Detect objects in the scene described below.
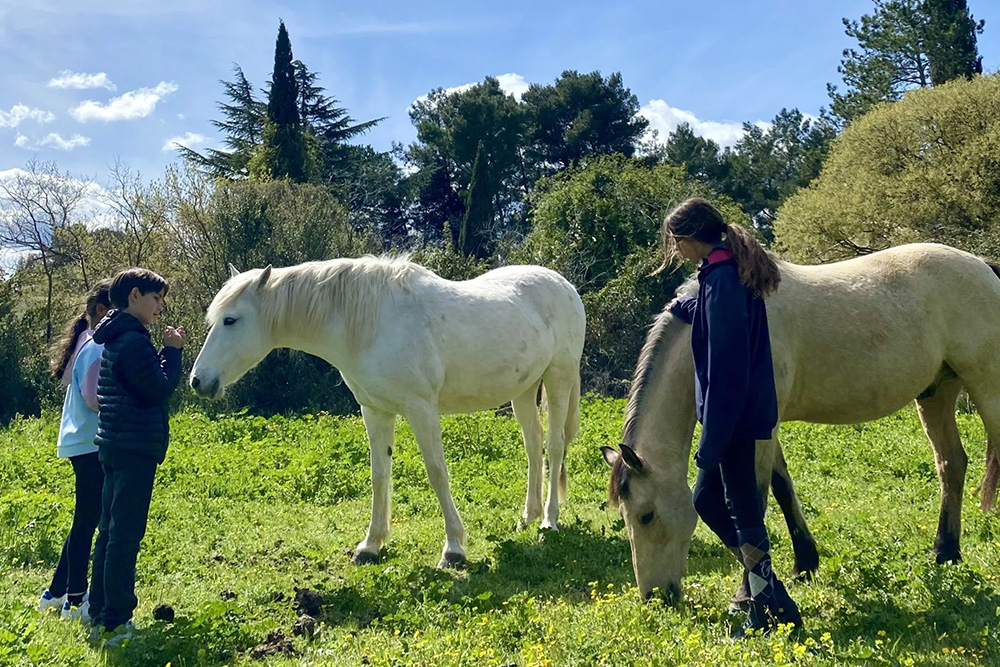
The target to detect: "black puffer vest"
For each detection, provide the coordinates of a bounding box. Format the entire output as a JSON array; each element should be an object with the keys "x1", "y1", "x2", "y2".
[{"x1": 92, "y1": 310, "x2": 182, "y2": 464}]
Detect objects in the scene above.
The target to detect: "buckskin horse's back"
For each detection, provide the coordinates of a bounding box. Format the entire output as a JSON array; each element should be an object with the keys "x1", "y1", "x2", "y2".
[{"x1": 764, "y1": 243, "x2": 1000, "y2": 424}]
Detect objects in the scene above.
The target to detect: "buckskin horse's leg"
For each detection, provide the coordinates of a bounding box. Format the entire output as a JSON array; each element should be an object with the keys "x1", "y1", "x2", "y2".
[{"x1": 916, "y1": 379, "x2": 966, "y2": 563}]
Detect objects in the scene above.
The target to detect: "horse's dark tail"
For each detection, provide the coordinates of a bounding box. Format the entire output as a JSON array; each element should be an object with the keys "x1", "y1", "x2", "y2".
[
  {"x1": 983, "y1": 437, "x2": 999, "y2": 512},
  {"x1": 981, "y1": 259, "x2": 1000, "y2": 511}
]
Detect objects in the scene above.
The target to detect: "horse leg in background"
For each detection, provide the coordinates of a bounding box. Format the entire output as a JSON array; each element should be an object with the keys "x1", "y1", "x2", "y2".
[
  {"x1": 405, "y1": 402, "x2": 467, "y2": 568},
  {"x1": 915, "y1": 379, "x2": 966, "y2": 563},
  {"x1": 512, "y1": 382, "x2": 544, "y2": 530},
  {"x1": 770, "y1": 440, "x2": 820, "y2": 580},
  {"x1": 353, "y1": 406, "x2": 396, "y2": 564},
  {"x1": 540, "y1": 370, "x2": 573, "y2": 531}
]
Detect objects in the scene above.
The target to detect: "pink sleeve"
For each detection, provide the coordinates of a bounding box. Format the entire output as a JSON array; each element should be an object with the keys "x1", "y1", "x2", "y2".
[{"x1": 82, "y1": 357, "x2": 101, "y2": 412}]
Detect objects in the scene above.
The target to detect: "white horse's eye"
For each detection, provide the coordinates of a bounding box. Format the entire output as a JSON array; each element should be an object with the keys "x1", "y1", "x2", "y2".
[
  {"x1": 640, "y1": 511, "x2": 655, "y2": 526},
  {"x1": 223, "y1": 317, "x2": 238, "y2": 326}
]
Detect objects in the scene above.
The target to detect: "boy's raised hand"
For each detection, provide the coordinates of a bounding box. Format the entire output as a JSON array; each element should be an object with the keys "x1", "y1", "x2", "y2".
[{"x1": 164, "y1": 326, "x2": 186, "y2": 349}]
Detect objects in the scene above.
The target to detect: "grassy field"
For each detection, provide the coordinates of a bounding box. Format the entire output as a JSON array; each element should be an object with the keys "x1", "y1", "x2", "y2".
[{"x1": 1, "y1": 398, "x2": 999, "y2": 666}]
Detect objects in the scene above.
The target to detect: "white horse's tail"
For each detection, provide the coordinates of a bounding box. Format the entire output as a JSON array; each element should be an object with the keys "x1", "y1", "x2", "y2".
[
  {"x1": 538, "y1": 372, "x2": 580, "y2": 503},
  {"x1": 561, "y1": 373, "x2": 581, "y2": 501}
]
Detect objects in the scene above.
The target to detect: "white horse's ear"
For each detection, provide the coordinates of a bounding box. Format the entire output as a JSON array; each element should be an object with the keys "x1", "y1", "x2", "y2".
[
  {"x1": 620, "y1": 444, "x2": 644, "y2": 473},
  {"x1": 256, "y1": 265, "x2": 272, "y2": 292},
  {"x1": 601, "y1": 446, "x2": 621, "y2": 469},
  {"x1": 229, "y1": 263, "x2": 240, "y2": 279}
]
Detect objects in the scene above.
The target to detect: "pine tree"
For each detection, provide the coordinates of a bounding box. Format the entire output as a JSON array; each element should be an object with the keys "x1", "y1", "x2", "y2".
[
  {"x1": 924, "y1": 0, "x2": 984, "y2": 85},
  {"x1": 178, "y1": 65, "x2": 264, "y2": 177},
  {"x1": 253, "y1": 20, "x2": 311, "y2": 182},
  {"x1": 459, "y1": 141, "x2": 493, "y2": 258}
]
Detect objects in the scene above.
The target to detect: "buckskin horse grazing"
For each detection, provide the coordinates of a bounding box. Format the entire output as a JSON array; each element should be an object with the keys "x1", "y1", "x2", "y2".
[
  {"x1": 604, "y1": 243, "x2": 1000, "y2": 602},
  {"x1": 190, "y1": 256, "x2": 585, "y2": 568}
]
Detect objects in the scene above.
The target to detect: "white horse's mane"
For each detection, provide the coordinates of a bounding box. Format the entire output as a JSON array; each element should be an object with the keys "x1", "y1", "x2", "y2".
[{"x1": 207, "y1": 254, "x2": 434, "y2": 351}]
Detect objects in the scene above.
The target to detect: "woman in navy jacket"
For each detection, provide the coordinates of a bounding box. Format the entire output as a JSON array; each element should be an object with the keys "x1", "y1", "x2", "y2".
[{"x1": 663, "y1": 198, "x2": 801, "y2": 637}]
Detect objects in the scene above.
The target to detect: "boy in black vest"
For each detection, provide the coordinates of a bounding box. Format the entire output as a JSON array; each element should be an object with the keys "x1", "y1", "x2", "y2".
[{"x1": 87, "y1": 268, "x2": 185, "y2": 645}]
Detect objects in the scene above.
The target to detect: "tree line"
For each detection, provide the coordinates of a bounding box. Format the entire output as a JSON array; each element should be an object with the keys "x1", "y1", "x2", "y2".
[{"x1": 0, "y1": 1, "x2": 992, "y2": 423}]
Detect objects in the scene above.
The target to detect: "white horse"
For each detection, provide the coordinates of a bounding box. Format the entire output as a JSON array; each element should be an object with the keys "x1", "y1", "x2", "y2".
[
  {"x1": 190, "y1": 256, "x2": 585, "y2": 567},
  {"x1": 603, "y1": 243, "x2": 1000, "y2": 602}
]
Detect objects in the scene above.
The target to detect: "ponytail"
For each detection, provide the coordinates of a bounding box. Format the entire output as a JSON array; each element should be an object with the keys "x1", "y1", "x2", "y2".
[
  {"x1": 49, "y1": 279, "x2": 113, "y2": 381},
  {"x1": 658, "y1": 197, "x2": 781, "y2": 296},
  {"x1": 50, "y1": 313, "x2": 89, "y2": 380},
  {"x1": 726, "y1": 223, "x2": 781, "y2": 296}
]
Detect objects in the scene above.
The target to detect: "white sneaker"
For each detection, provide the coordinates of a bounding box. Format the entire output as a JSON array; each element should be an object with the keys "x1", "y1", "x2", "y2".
[
  {"x1": 37, "y1": 589, "x2": 65, "y2": 613},
  {"x1": 61, "y1": 597, "x2": 90, "y2": 623}
]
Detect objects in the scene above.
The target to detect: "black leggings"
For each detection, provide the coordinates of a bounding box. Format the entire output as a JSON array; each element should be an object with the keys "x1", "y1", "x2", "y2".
[
  {"x1": 692, "y1": 435, "x2": 766, "y2": 549},
  {"x1": 48, "y1": 452, "x2": 104, "y2": 600}
]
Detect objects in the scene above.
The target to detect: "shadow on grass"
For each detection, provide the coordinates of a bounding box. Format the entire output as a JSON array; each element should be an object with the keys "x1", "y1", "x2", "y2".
[
  {"x1": 823, "y1": 561, "x2": 1000, "y2": 663},
  {"x1": 97, "y1": 606, "x2": 260, "y2": 667}
]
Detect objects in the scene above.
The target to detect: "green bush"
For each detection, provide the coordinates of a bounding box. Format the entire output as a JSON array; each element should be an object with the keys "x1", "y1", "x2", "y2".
[{"x1": 776, "y1": 74, "x2": 1000, "y2": 263}]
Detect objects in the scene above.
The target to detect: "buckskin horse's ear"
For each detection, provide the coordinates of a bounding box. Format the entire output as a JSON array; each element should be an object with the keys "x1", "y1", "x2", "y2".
[
  {"x1": 255, "y1": 265, "x2": 272, "y2": 292},
  {"x1": 601, "y1": 446, "x2": 620, "y2": 469},
  {"x1": 229, "y1": 263, "x2": 240, "y2": 279},
  {"x1": 620, "y1": 444, "x2": 644, "y2": 473}
]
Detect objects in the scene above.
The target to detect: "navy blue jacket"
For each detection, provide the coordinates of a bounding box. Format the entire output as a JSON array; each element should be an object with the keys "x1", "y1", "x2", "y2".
[
  {"x1": 92, "y1": 310, "x2": 182, "y2": 464},
  {"x1": 669, "y1": 251, "x2": 778, "y2": 469}
]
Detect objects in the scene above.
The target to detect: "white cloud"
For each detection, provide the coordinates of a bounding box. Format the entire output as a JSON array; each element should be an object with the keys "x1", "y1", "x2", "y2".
[
  {"x1": 69, "y1": 82, "x2": 179, "y2": 122},
  {"x1": 0, "y1": 246, "x2": 33, "y2": 275},
  {"x1": 0, "y1": 168, "x2": 112, "y2": 272},
  {"x1": 14, "y1": 133, "x2": 91, "y2": 151},
  {"x1": 0, "y1": 167, "x2": 113, "y2": 229},
  {"x1": 496, "y1": 73, "x2": 530, "y2": 100},
  {"x1": 0, "y1": 104, "x2": 56, "y2": 128},
  {"x1": 639, "y1": 99, "x2": 770, "y2": 149},
  {"x1": 48, "y1": 70, "x2": 116, "y2": 91},
  {"x1": 162, "y1": 131, "x2": 205, "y2": 151},
  {"x1": 413, "y1": 72, "x2": 531, "y2": 107}
]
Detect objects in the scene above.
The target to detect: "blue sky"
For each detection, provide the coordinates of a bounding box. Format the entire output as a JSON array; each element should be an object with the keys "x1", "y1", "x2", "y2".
[{"x1": 1, "y1": 0, "x2": 998, "y2": 183}]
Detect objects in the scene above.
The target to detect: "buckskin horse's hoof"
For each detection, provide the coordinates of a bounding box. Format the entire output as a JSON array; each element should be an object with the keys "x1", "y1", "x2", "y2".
[{"x1": 438, "y1": 552, "x2": 467, "y2": 569}]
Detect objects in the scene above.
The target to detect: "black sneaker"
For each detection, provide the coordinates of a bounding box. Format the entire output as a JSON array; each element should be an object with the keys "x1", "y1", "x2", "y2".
[
  {"x1": 732, "y1": 599, "x2": 771, "y2": 639},
  {"x1": 768, "y1": 579, "x2": 802, "y2": 628},
  {"x1": 731, "y1": 579, "x2": 802, "y2": 639}
]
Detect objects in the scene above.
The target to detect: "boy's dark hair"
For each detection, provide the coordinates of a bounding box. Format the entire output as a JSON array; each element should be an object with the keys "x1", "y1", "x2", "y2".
[{"x1": 109, "y1": 268, "x2": 169, "y2": 310}]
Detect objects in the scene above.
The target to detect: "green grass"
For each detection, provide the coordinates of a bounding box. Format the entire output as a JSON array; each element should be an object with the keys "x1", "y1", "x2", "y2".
[{"x1": 1, "y1": 398, "x2": 998, "y2": 666}]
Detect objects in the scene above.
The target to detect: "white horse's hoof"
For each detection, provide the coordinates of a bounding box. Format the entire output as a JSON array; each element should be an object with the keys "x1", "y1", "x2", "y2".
[
  {"x1": 516, "y1": 518, "x2": 535, "y2": 532},
  {"x1": 540, "y1": 522, "x2": 559, "y2": 532},
  {"x1": 352, "y1": 550, "x2": 380, "y2": 565},
  {"x1": 438, "y1": 552, "x2": 467, "y2": 569}
]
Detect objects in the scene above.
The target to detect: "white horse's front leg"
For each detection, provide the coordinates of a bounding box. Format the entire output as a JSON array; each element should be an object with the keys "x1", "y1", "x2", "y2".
[
  {"x1": 354, "y1": 406, "x2": 396, "y2": 564},
  {"x1": 406, "y1": 402, "x2": 467, "y2": 568}
]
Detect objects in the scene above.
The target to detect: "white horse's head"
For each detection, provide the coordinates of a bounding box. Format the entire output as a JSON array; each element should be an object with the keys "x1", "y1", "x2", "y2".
[
  {"x1": 190, "y1": 264, "x2": 274, "y2": 399},
  {"x1": 602, "y1": 445, "x2": 697, "y2": 605}
]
